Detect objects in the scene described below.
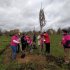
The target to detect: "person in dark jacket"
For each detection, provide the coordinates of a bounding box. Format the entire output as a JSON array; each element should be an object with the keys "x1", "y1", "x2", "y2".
[
  {"x1": 33, "y1": 31, "x2": 37, "y2": 49},
  {"x1": 21, "y1": 33, "x2": 27, "y2": 58},
  {"x1": 16, "y1": 32, "x2": 21, "y2": 53}
]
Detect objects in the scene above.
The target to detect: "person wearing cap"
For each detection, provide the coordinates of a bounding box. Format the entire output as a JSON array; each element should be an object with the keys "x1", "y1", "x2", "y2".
[{"x1": 10, "y1": 30, "x2": 20, "y2": 60}]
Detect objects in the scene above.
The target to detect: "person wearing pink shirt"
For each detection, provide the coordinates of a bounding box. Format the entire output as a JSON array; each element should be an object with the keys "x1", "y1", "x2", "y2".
[
  {"x1": 43, "y1": 32, "x2": 50, "y2": 55},
  {"x1": 10, "y1": 32, "x2": 20, "y2": 60},
  {"x1": 61, "y1": 29, "x2": 70, "y2": 63},
  {"x1": 61, "y1": 30, "x2": 67, "y2": 48},
  {"x1": 26, "y1": 36, "x2": 33, "y2": 53},
  {"x1": 27, "y1": 37, "x2": 33, "y2": 46}
]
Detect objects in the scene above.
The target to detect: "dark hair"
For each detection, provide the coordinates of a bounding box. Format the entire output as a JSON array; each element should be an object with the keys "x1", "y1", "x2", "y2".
[{"x1": 62, "y1": 29, "x2": 67, "y2": 33}]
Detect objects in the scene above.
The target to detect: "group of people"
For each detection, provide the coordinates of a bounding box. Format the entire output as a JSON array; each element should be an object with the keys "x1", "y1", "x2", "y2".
[
  {"x1": 10, "y1": 29, "x2": 70, "y2": 64},
  {"x1": 37, "y1": 32, "x2": 50, "y2": 54},
  {"x1": 10, "y1": 30, "x2": 50, "y2": 60},
  {"x1": 10, "y1": 31, "x2": 33, "y2": 59}
]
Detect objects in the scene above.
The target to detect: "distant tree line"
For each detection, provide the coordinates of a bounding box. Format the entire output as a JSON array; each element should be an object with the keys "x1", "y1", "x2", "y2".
[{"x1": 0, "y1": 27, "x2": 70, "y2": 36}]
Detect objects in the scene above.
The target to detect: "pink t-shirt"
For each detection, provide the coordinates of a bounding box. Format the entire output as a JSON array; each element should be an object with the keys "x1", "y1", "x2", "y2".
[
  {"x1": 44, "y1": 33, "x2": 50, "y2": 43},
  {"x1": 62, "y1": 34, "x2": 70, "y2": 46},
  {"x1": 10, "y1": 35, "x2": 19, "y2": 46}
]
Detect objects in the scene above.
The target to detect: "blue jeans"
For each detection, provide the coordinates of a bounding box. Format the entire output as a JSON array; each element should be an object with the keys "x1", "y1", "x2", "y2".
[{"x1": 11, "y1": 46, "x2": 17, "y2": 60}]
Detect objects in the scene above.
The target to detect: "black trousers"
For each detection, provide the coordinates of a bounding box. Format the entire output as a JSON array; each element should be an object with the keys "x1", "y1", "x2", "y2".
[
  {"x1": 45, "y1": 43, "x2": 50, "y2": 54},
  {"x1": 17, "y1": 44, "x2": 20, "y2": 53},
  {"x1": 22, "y1": 44, "x2": 26, "y2": 50}
]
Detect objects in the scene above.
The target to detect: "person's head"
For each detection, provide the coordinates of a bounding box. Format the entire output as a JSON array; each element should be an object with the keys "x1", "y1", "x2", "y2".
[
  {"x1": 14, "y1": 29, "x2": 20, "y2": 36},
  {"x1": 62, "y1": 29, "x2": 67, "y2": 35},
  {"x1": 18, "y1": 32, "x2": 21, "y2": 36},
  {"x1": 43, "y1": 32, "x2": 46, "y2": 35},
  {"x1": 22, "y1": 33, "x2": 25, "y2": 36}
]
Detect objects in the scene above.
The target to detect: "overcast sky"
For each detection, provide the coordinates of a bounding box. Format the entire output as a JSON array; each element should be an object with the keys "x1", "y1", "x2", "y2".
[{"x1": 0, "y1": 0, "x2": 70, "y2": 32}]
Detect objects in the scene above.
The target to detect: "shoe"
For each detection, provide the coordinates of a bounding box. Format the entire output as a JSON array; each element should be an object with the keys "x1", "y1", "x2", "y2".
[{"x1": 21, "y1": 54, "x2": 25, "y2": 58}]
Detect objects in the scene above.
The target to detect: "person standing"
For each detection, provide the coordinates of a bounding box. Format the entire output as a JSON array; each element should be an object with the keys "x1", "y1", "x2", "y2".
[
  {"x1": 43, "y1": 32, "x2": 50, "y2": 55},
  {"x1": 37, "y1": 33, "x2": 44, "y2": 54},
  {"x1": 27, "y1": 36, "x2": 33, "y2": 53},
  {"x1": 33, "y1": 31, "x2": 37, "y2": 49},
  {"x1": 21, "y1": 33, "x2": 27, "y2": 58},
  {"x1": 16, "y1": 32, "x2": 21, "y2": 53},
  {"x1": 61, "y1": 30, "x2": 70, "y2": 64},
  {"x1": 10, "y1": 31, "x2": 20, "y2": 60}
]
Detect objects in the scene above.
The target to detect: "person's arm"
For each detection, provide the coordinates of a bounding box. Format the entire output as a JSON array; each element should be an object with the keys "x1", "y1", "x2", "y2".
[
  {"x1": 61, "y1": 36, "x2": 66, "y2": 46},
  {"x1": 13, "y1": 40, "x2": 20, "y2": 44}
]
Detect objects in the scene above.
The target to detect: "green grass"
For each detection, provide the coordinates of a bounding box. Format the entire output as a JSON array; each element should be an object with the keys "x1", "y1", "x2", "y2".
[
  {"x1": 50, "y1": 34, "x2": 64, "y2": 57},
  {"x1": 0, "y1": 34, "x2": 69, "y2": 70},
  {"x1": 0, "y1": 35, "x2": 11, "y2": 70},
  {"x1": 0, "y1": 35, "x2": 10, "y2": 50}
]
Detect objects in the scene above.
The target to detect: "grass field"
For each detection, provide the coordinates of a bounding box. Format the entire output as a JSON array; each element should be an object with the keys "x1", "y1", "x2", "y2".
[
  {"x1": 50, "y1": 34, "x2": 64, "y2": 57},
  {"x1": 0, "y1": 35, "x2": 11, "y2": 69},
  {"x1": 0, "y1": 34, "x2": 70, "y2": 70},
  {"x1": 0, "y1": 35, "x2": 10, "y2": 50}
]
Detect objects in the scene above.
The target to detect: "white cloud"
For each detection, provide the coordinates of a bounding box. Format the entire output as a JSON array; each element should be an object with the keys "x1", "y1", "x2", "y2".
[{"x1": 0, "y1": 0, "x2": 70, "y2": 31}]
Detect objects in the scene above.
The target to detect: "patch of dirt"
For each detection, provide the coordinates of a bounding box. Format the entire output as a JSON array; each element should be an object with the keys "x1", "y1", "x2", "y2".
[
  {"x1": 3, "y1": 47, "x2": 64, "y2": 66},
  {"x1": 16, "y1": 54, "x2": 46, "y2": 64},
  {"x1": 3, "y1": 46, "x2": 47, "y2": 65},
  {"x1": 2, "y1": 47, "x2": 66, "y2": 70},
  {"x1": 3, "y1": 47, "x2": 12, "y2": 64},
  {"x1": 0, "y1": 42, "x2": 2, "y2": 46}
]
